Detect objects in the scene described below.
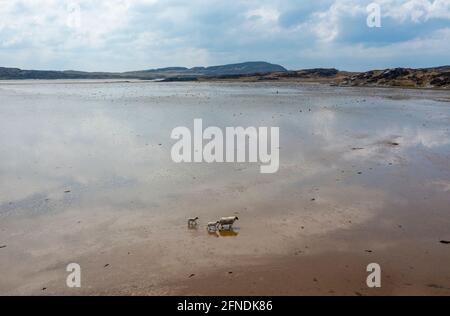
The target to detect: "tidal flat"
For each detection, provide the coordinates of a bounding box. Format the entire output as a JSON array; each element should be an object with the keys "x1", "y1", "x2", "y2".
[{"x1": 1, "y1": 80, "x2": 450, "y2": 295}]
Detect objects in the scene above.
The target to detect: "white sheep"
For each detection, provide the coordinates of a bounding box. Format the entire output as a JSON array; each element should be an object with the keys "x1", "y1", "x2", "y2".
[
  {"x1": 219, "y1": 216, "x2": 239, "y2": 230},
  {"x1": 207, "y1": 221, "x2": 219, "y2": 231},
  {"x1": 187, "y1": 217, "x2": 199, "y2": 227}
]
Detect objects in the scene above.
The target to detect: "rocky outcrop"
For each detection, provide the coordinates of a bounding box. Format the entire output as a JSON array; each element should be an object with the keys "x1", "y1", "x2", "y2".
[
  {"x1": 279, "y1": 68, "x2": 339, "y2": 78},
  {"x1": 340, "y1": 67, "x2": 450, "y2": 88}
]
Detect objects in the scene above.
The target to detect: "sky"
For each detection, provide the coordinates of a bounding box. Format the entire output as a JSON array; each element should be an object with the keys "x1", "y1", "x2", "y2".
[{"x1": 0, "y1": 0, "x2": 449, "y2": 72}]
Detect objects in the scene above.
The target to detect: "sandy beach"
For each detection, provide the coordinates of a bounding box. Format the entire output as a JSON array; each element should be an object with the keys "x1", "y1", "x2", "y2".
[{"x1": 1, "y1": 81, "x2": 450, "y2": 296}]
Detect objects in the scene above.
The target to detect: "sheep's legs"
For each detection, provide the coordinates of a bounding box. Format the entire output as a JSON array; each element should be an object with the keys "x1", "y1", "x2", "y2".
[{"x1": 219, "y1": 224, "x2": 233, "y2": 231}]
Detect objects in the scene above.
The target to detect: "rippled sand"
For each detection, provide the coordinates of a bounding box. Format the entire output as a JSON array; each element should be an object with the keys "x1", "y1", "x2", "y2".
[{"x1": 1, "y1": 81, "x2": 450, "y2": 295}]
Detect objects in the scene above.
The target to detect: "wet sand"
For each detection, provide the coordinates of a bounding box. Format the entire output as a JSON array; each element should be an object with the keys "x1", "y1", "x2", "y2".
[{"x1": 0, "y1": 81, "x2": 450, "y2": 295}]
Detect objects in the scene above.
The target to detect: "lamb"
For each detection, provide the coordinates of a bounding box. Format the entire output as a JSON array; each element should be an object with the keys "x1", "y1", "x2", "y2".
[
  {"x1": 207, "y1": 221, "x2": 220, "y2": 231},
  {"x1": 187, "y1": 217, "x2": 199, "y2": 227},
  {"x1": 219, "y1": 216, "x2": 239, "y2": 230}
]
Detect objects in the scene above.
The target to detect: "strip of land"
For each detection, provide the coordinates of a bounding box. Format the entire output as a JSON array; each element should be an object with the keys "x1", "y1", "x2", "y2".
[{"x1": 1, "y1": 62, "x2": 449, "y2": 89}]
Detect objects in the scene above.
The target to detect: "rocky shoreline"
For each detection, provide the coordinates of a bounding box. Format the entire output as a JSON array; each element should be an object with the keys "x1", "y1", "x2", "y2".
[{"x1": 196, "y1": 67, "x2": 450, "y2": 89}]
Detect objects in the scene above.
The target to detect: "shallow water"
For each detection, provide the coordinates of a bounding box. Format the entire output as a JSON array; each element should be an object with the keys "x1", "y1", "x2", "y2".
[{"x1": 1, "y1": 81, "x2": 450, "y2": 295}]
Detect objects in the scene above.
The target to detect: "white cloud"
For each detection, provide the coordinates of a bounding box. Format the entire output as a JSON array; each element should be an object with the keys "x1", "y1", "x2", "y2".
[
  {"x1": 0, "y1": 0, "x2": 449, "y2": 71},
  {"x1": 309, "y1": 1, "x2": 365, "y2": 42},
  {"x1": 382, "y1": 0, "x2": 450, "y2": 22}
]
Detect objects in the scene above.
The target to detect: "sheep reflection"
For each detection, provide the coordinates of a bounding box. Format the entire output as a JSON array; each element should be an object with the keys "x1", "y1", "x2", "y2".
[
  {"x1": 219, "y1": 229, "x2": 239, "y2": 237},
  {"x1": 207, "y1": 228, "x2": 239, "y2": 237}
]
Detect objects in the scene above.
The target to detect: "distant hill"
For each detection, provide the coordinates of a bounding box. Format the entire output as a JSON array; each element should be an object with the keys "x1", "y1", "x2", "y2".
[
  {"x1": 0, "y1": 67, "x2": 122, "y2": 80},
  {"x1": 197, "y1": 62, "x2": 287, "y2": 75},
  {"x1": 125, "y1": 62, "x2": 287, "y2": 78},
  {"x1": 0, "y1": 62, "x2": 287, "y2": 80}
]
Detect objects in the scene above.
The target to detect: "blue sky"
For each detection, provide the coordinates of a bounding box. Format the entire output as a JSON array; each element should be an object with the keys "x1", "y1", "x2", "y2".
[{"x1": 0, "y1": 0, "x2": 449, "y2": 71}]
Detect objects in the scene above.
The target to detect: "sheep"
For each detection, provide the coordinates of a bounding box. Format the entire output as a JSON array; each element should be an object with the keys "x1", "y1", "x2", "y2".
[
  {"x1": 187, "y1": 217, "x2": 199, "y2": 227},
  {"x1": 218, "y1": 216, "x2": 239, "y2": 230},
  {"x1": 207, "y1": 221, "x2": 220, "y2": 231}
]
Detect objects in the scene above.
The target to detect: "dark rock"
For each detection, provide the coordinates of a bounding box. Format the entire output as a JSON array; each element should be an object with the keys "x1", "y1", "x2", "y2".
[
  {"x1": 281, "y1": 68, "x2": 338, "y2": 79},
  {"x1": 161, "y1": 76, "x2": 198, "y2": 82},
  {"x1": 380, "y1": 68, "x2": 411, "y2": 79}
]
